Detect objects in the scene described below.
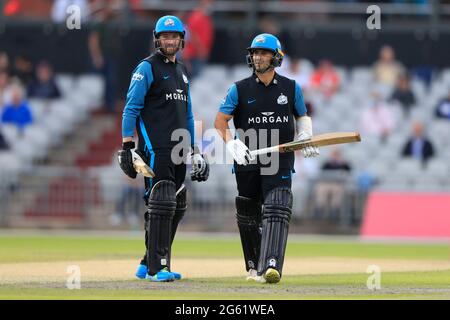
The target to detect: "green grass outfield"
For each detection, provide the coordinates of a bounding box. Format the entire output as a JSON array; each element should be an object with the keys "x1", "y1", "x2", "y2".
[{"x1": 0, "y1": 232, "x2": 449, "y2": 300}]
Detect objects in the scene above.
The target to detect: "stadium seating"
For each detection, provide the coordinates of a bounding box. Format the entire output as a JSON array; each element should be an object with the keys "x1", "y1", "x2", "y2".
[
  {"x1": 187, "y1": 64, "x2": 450, "y2": 200},
  {"x1": 0, "y1": 74, "x2": 104, "y2": 210}
]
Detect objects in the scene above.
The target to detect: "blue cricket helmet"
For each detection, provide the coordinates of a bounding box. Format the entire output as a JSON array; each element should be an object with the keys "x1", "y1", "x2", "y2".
[
  {"x1": 154, "y1": 15, "x2": 185, "y2": 37},
  {"x1": 246, "y1": 33, "x2": 285, "y2": 69},
  {"x1": 153, "y1": 15, "x2": 186, "y2": 50}
]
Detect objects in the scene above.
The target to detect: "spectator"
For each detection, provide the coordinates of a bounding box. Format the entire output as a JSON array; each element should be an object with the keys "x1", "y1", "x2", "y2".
[
  {"x1": 0, "y1": 72, "x2": 11, "y2": 106},
  {"x1": 359, "y1": 92, "x2": 396, "y2": 143},
  {"x1": 1, "y1": 84, "x2": 33, "y2": 132},
  {"x1": 11, "y1": 55, "x2": 34, "y2": 86},
  {"x1": 310, "y1": 59, "x2": 340, "y2": 99},
  {"x1": 0, "y1": 52, "x2": 10, "y2": 74},
  {"x1": 313, "y1": 148, "x2": 352, "y2": 221},
  {"x1": 279, "y1": 56, "x2": 315, "y2": 116},
  {"x1": 3, "y1": 0, "x2": 21, "y2": 16},
  {"x1": 373, "y1": 45, "x2": 405, "y2": 87},
  {"x1": 321, "y1": 148, "x2": 352, "y2": 172},
  {"x1": 183, "y1": 0, "x2": 215, "y2": 80},
  {"x1": 88, "y1": 2, "x2": 121, "y2": 113},
  {"x1": 27, "y1": 61, "x2": 61, "y2": 99},
  {"x1": 435, "y1": 89, "x2": 450, "y2": 120},
  {"x1": 278, "y1": 55, "x2": 312, "y2": 90},
  {"x1": 111, "y1": 176, "x2": 144, "y2": 227},
  {"x1": 390, "y1": 74, "x2": 416, "y2": 116},
  {"x1": 294, "y1": 152, "x2": 320, "y2": 180},
  {"x1": 402, "y1": 121, "x2": 435, "y2": 165}
]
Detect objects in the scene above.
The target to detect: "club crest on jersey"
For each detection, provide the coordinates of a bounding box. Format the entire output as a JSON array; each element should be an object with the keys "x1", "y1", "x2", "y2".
[
  {"x1": 164, "y1": 18, "x2": 175, "y2": 26},
  {"x1": 182, "y1": 73, "x2": 189, "y2": 84},
  {"x1": 277, "y1": 93, "x2": 288, "y2": 105},
  {"x1": 166, "y1": 89, "x2": 187, "y2": 102}
]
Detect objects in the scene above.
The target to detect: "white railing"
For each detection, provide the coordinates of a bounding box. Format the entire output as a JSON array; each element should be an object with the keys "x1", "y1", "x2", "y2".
[{"x1": 0, "y1": 166, "x2": 365, "y2": 231}]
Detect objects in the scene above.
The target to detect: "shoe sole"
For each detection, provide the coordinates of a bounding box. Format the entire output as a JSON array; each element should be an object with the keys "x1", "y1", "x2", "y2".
[
  {"x1": 264, "y1": 268, "x2": 280, "y2": 284},
  {"x1": 147, "y1": 277, "x2": 175, "y2": 282}
]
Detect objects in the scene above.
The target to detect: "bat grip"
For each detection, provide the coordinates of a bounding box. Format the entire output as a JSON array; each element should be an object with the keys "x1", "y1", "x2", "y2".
[{"x1": 250, "y1": 146, "x2": 280, "y2": 157}]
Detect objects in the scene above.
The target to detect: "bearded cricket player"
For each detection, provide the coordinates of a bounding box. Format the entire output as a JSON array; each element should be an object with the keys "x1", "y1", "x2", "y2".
[{"x1": 118, "y1": 15, "x2": 209, "y2": 282}]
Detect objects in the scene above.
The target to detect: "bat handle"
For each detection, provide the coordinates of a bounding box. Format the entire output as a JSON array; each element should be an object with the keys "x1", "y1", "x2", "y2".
[{"x1": 250, "y1": 146, "x2": 280, "y2": 157}]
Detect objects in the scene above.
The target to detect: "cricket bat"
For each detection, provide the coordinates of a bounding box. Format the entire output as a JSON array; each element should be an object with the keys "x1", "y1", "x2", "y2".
[
  {"x1": 131, "y1": 150, "x2": 155, "y2": 178},
  {"x1": 250, "y1": 132, "x2": 361, "y2": 157}
]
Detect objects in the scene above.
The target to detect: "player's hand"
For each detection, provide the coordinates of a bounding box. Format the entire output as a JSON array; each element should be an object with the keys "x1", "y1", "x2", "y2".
[
  {"x1": 190, "y1": 145, "x2": 209, "y2": 182},
  {"x1": 226, "y1": 139, "x2": 254, "y2": 165},
  {"x1": 297, "y1": 131, "x2": 320, "y2": 158},
  {"x1": 297, "y1": 131, "x2": 312, "y2": 142},
  {"x1": 118, "y1": 141, "x2": 137, "y2": 179}
]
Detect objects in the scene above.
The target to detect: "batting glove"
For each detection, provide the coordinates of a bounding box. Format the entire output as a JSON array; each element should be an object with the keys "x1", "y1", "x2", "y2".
[
  {"x1": 190, "y1": 145, "x2": 209, "y2": 182},
  {"x1": 226, "y1": 139, "x2": 254, "y2": 165}
]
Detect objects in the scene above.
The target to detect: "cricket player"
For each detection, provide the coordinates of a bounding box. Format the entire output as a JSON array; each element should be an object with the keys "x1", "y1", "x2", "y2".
[
  {"x1": 118, "y1": 15, "x2": 209, "y2": 282},
  {"x1": 214, "y1": 34, "x2": 320, "y2": 284}
]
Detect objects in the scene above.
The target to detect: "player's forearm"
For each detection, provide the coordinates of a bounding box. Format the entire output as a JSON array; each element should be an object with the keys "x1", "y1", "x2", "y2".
[
  {"x1": 296, "y1": 116, "x2": 313, "y2": 136},
  {"x1": 214, "y1": 114, "x2": 233, "y2": 143}
]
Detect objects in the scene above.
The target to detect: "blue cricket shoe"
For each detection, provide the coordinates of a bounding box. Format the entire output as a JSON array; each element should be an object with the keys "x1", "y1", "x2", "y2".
[
  {"x1": 145, "y1": 267, "x2": 175, "y2": 282},
  {"x1": 135, "y1": 264, "x2": 148, "y2": 279},
  {"x1": 136, "y1": 264, "x2": 182, "y2": 280}
]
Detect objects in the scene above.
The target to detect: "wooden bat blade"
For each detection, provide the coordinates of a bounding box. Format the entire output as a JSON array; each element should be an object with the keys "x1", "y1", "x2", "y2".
[
  {"x1": 250, "y1": 132, "x2": 361, "y2": 157},
  {"x1": 279, "y1": 132, "x2": 361, "y2": 153}
]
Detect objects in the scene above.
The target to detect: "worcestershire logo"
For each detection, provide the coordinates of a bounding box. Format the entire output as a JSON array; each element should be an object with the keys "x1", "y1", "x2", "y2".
[
  {"x1": 277, "y1": 93, "x2": 288, "y2": 105},
  {"x1": 132, "y1": 72, "x2": 144, "y2": 81},
  {"x1": 269, "y1": 258, "x2": 277, "y2": 267},
  {"x1": 248, "y1": 112, "x2": 289, "y2": 124},
  {"x1": 166, "y1": 89, "x2": 187, "y2": 102},
  {"x1": 164, "y1": 18, "x2": 175, "y2": 26}
]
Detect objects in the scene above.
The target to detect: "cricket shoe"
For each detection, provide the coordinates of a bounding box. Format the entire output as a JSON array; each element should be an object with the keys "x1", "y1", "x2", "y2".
[
  {"x1": 145, "y1": 267, "x2": 175, "y2": 282},
  {"x1": 246, "y1": 269, "x2": 265, "y2": 283},
  {"x1": 170, "y1": 270, "x2": 182, "y2": 280},
  {"x1": 136, "y1": 264, "x2": 181, "y2": 280},
  {"x1": 135, "y1": 264, "x2": 148, "y2": 279},
  {"x1": 264, "y1": 268, "x2": 281, "y2": 284}
]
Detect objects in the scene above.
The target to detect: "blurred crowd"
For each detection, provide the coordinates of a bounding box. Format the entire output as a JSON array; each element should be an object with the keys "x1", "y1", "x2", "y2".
[
  {"x1": 276, "y1": 41, "x2": 448, "y2": 222},
  {"x1": 0, "y1": 51, "x2": 63, "y2": 151}
]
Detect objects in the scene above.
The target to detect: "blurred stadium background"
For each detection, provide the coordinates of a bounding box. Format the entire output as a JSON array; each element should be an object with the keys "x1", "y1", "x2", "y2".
[{"x1": 0, "y1": 0, "x2": 449, "y2": 239}]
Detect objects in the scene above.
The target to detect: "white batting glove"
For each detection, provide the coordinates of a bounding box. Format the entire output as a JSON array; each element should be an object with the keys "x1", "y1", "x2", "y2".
[
  {"x1": 226, "y1": 139, "x2": 255, "y2": 165},
  {"x1": 297, "y1": 131, "x2": 312, "y2": 142},
  {"x1": 297, "y1": 131, "x2": 320, "y2": 158}
]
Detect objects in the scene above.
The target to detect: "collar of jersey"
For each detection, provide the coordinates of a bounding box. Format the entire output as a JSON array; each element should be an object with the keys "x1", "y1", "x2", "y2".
[
  {"x1": 156, "y1": 51, "x2": 178, "y2": 64},
  {"x1": 253, "y1": 72, "x2": 279, "y2": 86}
]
